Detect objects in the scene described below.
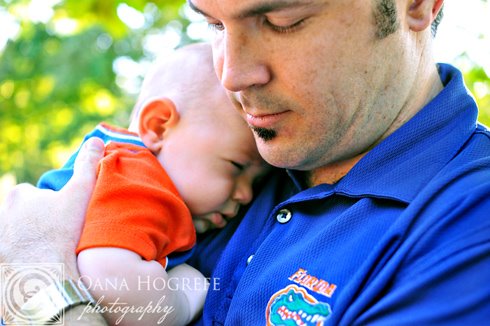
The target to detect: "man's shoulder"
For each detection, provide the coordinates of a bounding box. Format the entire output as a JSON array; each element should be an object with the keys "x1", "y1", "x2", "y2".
[
  {"x1": 469, "y1": 122, "x2": 490, "y2": 149},
  {"x1": 397, "y1": 125, "x2": 490, "y2": 282},
  {"x1": 409, "y1": 123, "x2": 490, "y2": 229},
  {"x1": 435, "y1": 122, "x2": 490, "y2": 188}
]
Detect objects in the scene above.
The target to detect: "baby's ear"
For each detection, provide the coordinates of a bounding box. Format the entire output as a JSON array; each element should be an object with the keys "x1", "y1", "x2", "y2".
[
  {"x1": 138, "y1": 98, "x2": 179, "y2": 153},
  {"x1": 406, "y1": 0, "x2": 444, "y2": 32}
]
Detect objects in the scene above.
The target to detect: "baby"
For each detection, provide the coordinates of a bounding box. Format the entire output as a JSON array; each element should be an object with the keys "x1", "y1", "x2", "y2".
[{"x1": 38, "y1": 43, "x2": 268, "y2": 325}]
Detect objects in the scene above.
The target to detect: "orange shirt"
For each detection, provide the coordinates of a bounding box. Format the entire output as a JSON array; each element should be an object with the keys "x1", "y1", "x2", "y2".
[{"x1": 76, "y1": 139, "x2": 196, "y2": 268}]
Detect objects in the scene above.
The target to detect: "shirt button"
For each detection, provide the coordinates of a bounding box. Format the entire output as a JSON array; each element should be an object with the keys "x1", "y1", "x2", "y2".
[
  {"x1": 276, "y1": 209, "x2": 292, "y2": 224},
  {"x1": 246, "y1": 255, "x2": 254, "y2": 265}
]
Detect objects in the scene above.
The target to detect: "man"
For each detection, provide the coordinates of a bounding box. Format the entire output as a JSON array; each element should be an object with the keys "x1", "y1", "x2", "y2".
[{"x1": 1, "y1": 0, "x2": 489, "y2": 325}]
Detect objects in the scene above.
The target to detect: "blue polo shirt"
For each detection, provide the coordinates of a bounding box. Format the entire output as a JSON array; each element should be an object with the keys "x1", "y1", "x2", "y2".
[{"x1": 190, "y1": 64, "x2": 490, "y2": 325}]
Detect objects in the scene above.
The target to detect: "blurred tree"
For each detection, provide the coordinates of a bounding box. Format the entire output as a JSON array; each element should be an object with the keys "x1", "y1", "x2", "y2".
[
  {"x1": 461, "y1": 60, "x2": 490, "y2": 124},
  {"x1": 0, "y1": 0, "x2": 489, "y2": 187},
  {"x1": 0, "y1": 0, "x2": 189, "y2": 184}
]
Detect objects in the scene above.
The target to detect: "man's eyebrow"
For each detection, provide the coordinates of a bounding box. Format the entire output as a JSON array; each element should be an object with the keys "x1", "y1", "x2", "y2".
[
  {"x1": 187, "y1": 0, "x2": 209, "y2": 17},
  {"x1": 237, "y1": 1, "x2": 314, "y2": 18},
  {"x1": 187, "y1": 0, "x2": 314, "y2": 19}
]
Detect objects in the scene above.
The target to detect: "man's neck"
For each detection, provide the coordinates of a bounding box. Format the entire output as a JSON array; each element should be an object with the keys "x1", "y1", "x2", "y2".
[
  {"x1": 304, "y1": 62, "x2": 444, "y2": 188},
  {"x1": 304, "y1": 152, "x2": 367, "y2": 187}
]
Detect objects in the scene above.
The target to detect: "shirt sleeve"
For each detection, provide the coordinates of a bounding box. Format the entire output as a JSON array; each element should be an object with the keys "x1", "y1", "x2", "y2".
[{"x1": 76, "y1": 142, "x2": 196, "y2": 267}]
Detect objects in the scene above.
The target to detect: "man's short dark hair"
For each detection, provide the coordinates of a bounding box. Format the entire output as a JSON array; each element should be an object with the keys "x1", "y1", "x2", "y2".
[
  {"x1": 431, "y1": 6, "x2": 444, "y2": 37},
  {"x1": 374, "y1": 0, "x2": 444, "y2": 39}
]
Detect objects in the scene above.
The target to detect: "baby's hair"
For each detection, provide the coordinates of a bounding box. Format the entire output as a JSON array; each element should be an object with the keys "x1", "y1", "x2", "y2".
[{"x1": 129, "y1": 43, "x2": 216, "y2": 128}]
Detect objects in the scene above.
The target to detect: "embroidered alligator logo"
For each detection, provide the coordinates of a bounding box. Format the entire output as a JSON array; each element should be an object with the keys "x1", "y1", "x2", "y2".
[{"x1": 266, "y1": 285, "x2": 331, "y2": 326}]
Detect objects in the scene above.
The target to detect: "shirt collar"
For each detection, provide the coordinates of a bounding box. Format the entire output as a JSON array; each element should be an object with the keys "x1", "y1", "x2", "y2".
[{"x1": 288, "y1": 64, "x2": 479, "y2": 204}]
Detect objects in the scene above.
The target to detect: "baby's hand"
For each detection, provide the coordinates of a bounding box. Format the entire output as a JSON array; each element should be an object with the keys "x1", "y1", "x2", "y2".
[{"x1": 168, "y1": 264, "x2": 208, "y2": 323}]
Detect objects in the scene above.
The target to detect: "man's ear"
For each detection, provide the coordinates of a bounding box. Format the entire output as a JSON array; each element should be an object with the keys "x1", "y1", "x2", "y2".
[
  {"x1": 138, "y1": 98, "x2": 179, "y2": 153},
  {"x1": 407, "y1": 0, "x2": 444, "y2": 32}
]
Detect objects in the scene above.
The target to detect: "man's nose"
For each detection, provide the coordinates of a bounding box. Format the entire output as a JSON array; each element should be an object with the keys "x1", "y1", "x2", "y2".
[{"x1": 214, "y1": 29, "x2": 271, "y2": 92}]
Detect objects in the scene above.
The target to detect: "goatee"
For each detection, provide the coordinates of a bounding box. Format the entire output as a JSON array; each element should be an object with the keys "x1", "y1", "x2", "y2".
[{"x1": 251, "y1": 127, "x2": 277, "y2": 141}]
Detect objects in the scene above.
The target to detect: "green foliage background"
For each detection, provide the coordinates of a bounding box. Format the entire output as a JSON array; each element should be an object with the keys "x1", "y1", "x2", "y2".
[
  {"x1": 0, "y1": 0, "x2": 190, "y2": 186},
  {"x1": 0, "y1": 0, "x2": 489, "y2": 188}
]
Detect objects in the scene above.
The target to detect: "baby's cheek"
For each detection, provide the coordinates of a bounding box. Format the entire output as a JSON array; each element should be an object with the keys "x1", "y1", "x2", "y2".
[
  {"x1": 186, "y1": 185, "x2": 228, "y2": 215},
  {"x1": 208, "y1": 179, "x2": 236, "y2": 208}
]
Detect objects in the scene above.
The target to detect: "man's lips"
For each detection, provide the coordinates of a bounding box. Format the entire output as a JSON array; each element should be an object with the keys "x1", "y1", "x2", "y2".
[{"x1": 246, "y1": 111, "x2": 289, "y2": 129}]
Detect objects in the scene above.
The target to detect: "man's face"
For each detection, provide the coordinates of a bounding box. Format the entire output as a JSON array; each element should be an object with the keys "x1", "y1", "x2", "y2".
[{"x1": 190, "y1": 0, "x2": 415, "y2": 172}]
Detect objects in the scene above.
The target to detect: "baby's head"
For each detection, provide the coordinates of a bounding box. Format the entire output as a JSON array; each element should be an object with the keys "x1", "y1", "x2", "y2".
[{"x1": 130, "y1": 43, "x2": 269, "y2": 231}]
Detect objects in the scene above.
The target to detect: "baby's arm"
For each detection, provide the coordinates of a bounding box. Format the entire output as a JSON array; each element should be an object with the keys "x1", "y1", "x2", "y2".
[{"x1": 77, "y1": 248, "x2": 208, "y2": 326}]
